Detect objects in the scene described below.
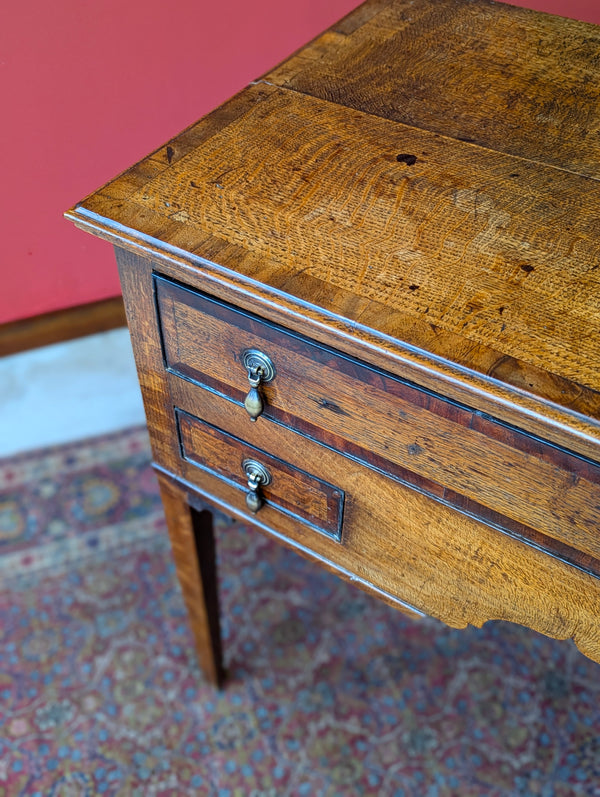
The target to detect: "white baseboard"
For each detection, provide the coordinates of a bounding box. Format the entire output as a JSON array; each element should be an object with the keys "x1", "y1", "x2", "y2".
[{"x1": 0, "y1": 328, "x2": 146, "y2": 458}]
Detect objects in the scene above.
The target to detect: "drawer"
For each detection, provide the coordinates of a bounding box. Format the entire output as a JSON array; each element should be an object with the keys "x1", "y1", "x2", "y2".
[
  {"x1": 156, "y1": 275, "x2": 600, "y2": 577},
  {"x1": 176, "y1": 409, "x2": 344, "y2": 541},
  {"x1": 168, "y1": 383, "x2": 600, "y2": 638}
]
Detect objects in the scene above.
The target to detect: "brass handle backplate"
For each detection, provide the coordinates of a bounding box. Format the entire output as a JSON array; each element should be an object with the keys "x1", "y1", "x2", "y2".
[
  {"x1": 242, "y1": 458, "x2": 272, "y2": 513},
  {"x1": 242, "y1": 349, "x2": 276, "y2": 421}
]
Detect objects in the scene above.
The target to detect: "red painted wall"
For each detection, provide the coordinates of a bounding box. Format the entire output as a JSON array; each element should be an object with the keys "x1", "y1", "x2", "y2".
[{"x1": 1, "y1": 0, "x2": 599, "y2": 325}]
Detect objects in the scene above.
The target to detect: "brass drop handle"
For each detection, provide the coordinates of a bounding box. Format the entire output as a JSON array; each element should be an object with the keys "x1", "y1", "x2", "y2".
[
  {"x1": 242, "y1": 459, "x2": 271, "y2": 513},
  {"x1": 242, "y1": 349, "x2": 276, "y2": 421}
]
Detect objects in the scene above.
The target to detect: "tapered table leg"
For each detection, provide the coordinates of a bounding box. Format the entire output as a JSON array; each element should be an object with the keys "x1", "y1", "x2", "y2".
[{"x1": 157, "y1": 474, "x2": 225, "y2": 688}]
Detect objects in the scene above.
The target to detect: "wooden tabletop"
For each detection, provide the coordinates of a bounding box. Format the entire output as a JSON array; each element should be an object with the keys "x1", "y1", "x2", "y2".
[{"x1": 67, "y1": 0, "x2": 600, "y2": 459}]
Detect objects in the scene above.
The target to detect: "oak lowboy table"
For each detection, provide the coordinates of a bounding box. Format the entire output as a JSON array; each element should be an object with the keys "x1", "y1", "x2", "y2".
[{"x1": 67, "y1": 0, "x2": 600, "y2": 686}]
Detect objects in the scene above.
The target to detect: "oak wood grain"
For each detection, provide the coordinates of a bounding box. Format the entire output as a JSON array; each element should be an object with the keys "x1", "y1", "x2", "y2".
[
  {"x1": 177, "y1": 409, "x2": 344, "y2": 539},
  {"x1": 266, "y1": 0, "x2": 600, "y2": 177},
  {"x1": 65, "y1": 0, "x2": 600, "y2": 675},
  {"x1": 111, "y1": 239, "x2": 600, "y2": 665},
  {"x1": 91, "y1": 227, "x2": 600, "y2": 464},
  {"x1": 157, "y1": 474, "x2": 224, "y2": 687},
  {"x1": 114, "y1": 247, "x2": 229, "y2": 685},
  {"x1": 114, "y1": 248, "x2": 181, "y2": 470},
  {"x1": 65, "y1": 75, "x2": 600, "y2": 462},
  {"x1": 169, "y1": 379, "x2": 600, "y2": 666},
  {"x1": 158, "y1": 276, "x2": 600, "y2": 567},
  {"x1": 137, "y1": 86, "x2": 600, "y2": 396}
]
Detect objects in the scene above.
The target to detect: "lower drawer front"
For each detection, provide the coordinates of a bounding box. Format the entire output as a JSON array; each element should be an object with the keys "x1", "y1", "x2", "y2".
[
  {"x1": 169, "y1": 385, "x2": 600, "y2": 641},
  {"x1": 177, "y1": 409, "x2": 343, "y2": 540}
]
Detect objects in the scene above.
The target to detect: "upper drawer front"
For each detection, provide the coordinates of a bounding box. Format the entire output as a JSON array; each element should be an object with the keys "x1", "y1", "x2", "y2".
[{"x1": 155, "y1": 275, "x2": 600, "y2": 576}]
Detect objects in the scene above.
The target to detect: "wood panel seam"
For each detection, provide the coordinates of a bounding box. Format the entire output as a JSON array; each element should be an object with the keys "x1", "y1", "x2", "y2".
[{"x1": 252, "y1": 79, "x2": 600, "y2": 185}]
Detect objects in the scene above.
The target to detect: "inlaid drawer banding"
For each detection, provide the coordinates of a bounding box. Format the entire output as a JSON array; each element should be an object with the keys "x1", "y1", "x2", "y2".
[
  {"x1": 66, "y1": 0, "x2": 600, "y2": 681},
  {"x1": 158, "y1": 275, "x2": 600, "y2": 578},
  {"x1": 176, "y1": 408, "x2": 345, "y2": 541}
]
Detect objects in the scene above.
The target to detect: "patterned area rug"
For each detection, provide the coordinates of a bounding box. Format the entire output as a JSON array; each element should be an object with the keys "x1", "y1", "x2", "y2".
[{"x1": 1, "y1": 427, "x2": 599, "y2": 796}]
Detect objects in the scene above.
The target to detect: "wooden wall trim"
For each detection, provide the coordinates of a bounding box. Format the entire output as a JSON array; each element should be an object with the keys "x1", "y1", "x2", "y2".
[{"x1": 0, "y1": 296, "x2": 126, "y2": 357}]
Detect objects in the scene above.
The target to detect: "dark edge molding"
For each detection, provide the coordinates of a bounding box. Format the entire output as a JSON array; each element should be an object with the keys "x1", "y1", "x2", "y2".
[
  {"x1": 70, "y1": 216, "x2": 600, "y2": 461},
  {"x1": 175, "y1": 407, "x2": 345, "y2": 542},
  {"x1": 0, "y1": 296, "x2": 126, "y2": 358},
  {"x1": 173, "y1": 370, "x2": 600, "y2": 581},
  {"x1": 155, "y1": 275, "x2": 600, "y2": 581}
]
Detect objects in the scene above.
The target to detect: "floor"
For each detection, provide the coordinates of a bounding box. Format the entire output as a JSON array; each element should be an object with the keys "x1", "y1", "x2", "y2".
[{"x1": 0, "y1": 328, "x2": 146, "y2": 458}]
